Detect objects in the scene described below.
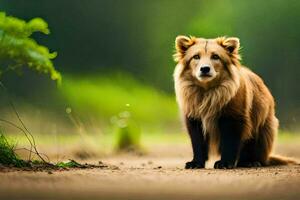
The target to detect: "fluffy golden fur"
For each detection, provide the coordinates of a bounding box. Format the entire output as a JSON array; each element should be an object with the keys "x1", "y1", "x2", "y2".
[{"x1": 173, "y1": 36, "x2": 297, "y2": 168}]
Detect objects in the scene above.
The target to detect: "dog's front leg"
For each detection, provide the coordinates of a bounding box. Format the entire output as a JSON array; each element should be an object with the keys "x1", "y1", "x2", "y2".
[
  {"x1": 214, "y1": 116, "x2": 244, "y2": 169},
  {"x1": 185, "y1": 117, "x2": 209, "y2": 169}
]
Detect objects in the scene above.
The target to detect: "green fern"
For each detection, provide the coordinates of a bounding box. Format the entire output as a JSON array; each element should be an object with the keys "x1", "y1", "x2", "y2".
[{"x1": 0, "y1": 12, "x2": 61, "y2": 82}]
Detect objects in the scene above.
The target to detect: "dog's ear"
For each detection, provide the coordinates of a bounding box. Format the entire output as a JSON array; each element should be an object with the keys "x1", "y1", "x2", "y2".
[
  {"x1": 174, "y1": 35, "x2": 196, "y2": 62},
  {"x1": 217, "y1": 37, "x2": 240, "y2": 54}
]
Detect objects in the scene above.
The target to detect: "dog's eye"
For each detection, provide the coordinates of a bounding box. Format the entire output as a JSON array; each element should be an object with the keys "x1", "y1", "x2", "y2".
[
  {"x1": 193, "y1": 55, "x2": 200, "y2": 60},
  {"x1": 211, "y1": 54, "x2": 220, "y2": 60}
]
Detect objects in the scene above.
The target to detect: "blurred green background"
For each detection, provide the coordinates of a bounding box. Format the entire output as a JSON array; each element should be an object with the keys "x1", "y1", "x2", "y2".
[{"x1": 0, "y1": 0, "x2": 299, "y2": 153}]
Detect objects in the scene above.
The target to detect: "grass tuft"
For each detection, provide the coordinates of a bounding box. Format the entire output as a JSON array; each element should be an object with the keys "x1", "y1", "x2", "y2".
[
  {"x1": 0, "y1": 132, "x2": 113, "y2": 171},
  {"x1": 0, "y1": 132, "x2": 28, "y2": 167}
]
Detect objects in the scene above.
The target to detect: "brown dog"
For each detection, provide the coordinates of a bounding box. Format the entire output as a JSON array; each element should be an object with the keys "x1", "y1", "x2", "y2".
[{"x1": 173, "y1": 36, "x2": 297, "y2": 169}]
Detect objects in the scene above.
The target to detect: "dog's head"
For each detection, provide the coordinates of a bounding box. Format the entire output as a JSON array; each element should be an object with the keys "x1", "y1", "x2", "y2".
[{"x1": 174, "y1": 36, "x2": 241, "y2": 88}]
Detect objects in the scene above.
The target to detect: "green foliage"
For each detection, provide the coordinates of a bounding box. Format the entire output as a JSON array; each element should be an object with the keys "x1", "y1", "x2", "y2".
[
  {"x1": 0, "y1": 12, "x2": 61, "y2": 82},
  {"x1": 0, "y1": 131, "x2": 28, "y2": 167},
  {"x1": 61, "y1": 73, "x2": 179, "y2": 131}
]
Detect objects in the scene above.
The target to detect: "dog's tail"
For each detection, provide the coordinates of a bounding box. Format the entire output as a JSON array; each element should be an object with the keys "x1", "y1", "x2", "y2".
[{"x1": 265, "y1": 155, "x2": 298, "y2": 166}]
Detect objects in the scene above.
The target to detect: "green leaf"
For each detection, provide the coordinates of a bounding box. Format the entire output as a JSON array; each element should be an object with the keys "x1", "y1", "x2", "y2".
[
  {"x1": 27, "y1": 18, "x2": 50, "y2": 35},
  {"x1": 0, "y1": 12, "x2": 61, "y2": 83}
]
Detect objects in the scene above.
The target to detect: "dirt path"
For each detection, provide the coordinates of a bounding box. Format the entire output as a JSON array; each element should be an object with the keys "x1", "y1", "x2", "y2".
[{"x1": 0, "y1": 144, "x2": 299, "y2": 200}]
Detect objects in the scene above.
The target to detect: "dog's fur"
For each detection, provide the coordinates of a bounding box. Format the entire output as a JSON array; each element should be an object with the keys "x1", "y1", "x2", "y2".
[{"x1": 173, "y1": 36, "x2": 297, "y2": 169}]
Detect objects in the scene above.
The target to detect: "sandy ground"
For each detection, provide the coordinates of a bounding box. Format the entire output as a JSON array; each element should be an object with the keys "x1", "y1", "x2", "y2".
[{"x1": 0, "y1": 143, "x2": 299, "y2": 200}]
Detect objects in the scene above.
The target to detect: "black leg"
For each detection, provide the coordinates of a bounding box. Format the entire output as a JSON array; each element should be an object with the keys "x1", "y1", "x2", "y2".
[
  {"x1": 214, "y1": 116, "x2": 244, "y2": 169},
  {"x1": 237, "y1": 139, "x2": 262, "y2": 168},
  {"x1": 185, "y1": 117, "x2": 209, "y2": 169}
]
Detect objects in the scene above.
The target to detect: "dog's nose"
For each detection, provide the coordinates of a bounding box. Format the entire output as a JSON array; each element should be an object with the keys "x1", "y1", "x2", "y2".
[{"x1": 200, "y1": 66, "x2": 210, "y2": 74}]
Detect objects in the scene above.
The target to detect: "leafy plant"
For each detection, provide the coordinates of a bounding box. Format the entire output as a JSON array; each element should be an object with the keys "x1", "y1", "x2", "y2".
[
  {"x1": 0, "y1": 12, "x2": 61, "y2": 82},
  {"x1": 0, "y1": 12, "x2": 61, "y2": 169}
]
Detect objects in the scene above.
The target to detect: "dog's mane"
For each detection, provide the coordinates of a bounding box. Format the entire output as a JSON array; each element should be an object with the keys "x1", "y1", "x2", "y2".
[{"x1": 174, "y1": 63, "x2": 241, "y2": 146}]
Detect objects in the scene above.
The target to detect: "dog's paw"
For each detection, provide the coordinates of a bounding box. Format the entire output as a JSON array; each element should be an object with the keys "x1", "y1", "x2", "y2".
[
  {"x1": 185, "y1": 160, "x2": 205, "y2": 169},
  {"x1": 237, "y1": 161, "x2": 262, "y2": 168},
  {"x1": 214, "y1": 160, "x2": 236, "y2": 169}
]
